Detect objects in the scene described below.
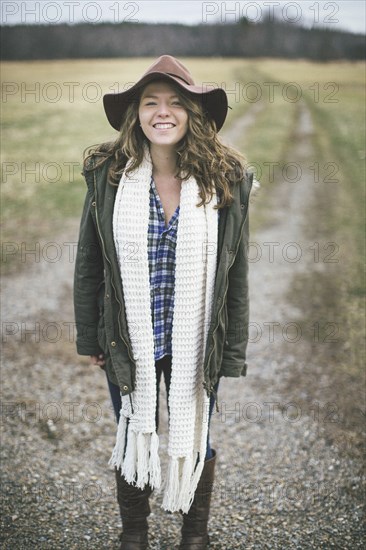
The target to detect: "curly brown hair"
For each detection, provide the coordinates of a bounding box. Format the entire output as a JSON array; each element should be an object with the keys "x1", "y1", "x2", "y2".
[{"x1": 83, "y1": 78, "x2": 247, "y2": 210}]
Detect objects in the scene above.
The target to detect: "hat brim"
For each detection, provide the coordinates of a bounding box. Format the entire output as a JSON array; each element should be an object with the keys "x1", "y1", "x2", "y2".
[{"x1": 103, "y1": 72, "x2": 228, "y2": 132}]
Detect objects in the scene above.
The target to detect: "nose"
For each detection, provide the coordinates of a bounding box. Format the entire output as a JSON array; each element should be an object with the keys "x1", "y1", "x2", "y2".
[{"x1": 156, "y1": 100, "x2": 171, "y2": 117}]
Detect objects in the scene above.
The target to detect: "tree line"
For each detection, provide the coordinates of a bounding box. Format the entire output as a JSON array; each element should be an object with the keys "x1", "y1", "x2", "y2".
[{"x1": 1, "y1": 19, "x2": 364, "y2": 61}]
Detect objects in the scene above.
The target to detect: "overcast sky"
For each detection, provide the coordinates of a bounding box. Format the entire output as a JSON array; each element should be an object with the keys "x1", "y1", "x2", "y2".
[{"x1": 1, "y1": 1, "x2": 365, "y2": 34}]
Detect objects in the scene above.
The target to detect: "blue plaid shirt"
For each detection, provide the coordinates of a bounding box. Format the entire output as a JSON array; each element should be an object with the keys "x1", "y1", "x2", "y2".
[
  {"x1": 148, "y1": 176, "x2": 220, "y2": 361},
  {"x1": 148, "y1": 175, "x2": 178, "y2": 361}
]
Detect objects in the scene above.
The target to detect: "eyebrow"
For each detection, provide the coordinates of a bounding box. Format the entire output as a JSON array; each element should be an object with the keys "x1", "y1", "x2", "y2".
[{"x1": 141, "y1": 94, "x2": 180, "y2": 99}]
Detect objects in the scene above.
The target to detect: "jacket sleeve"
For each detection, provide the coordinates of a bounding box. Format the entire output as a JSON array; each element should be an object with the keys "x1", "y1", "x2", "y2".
[
  {"x1": 73, "y1": 186, "x2": 105, "y2": 356},
  {"x1": 219, "y1": 203, "x2": 250, "y2": 378}
]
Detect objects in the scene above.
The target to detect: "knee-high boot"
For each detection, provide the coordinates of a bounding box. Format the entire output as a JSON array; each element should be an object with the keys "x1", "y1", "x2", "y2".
[
  {"x1": 179, "y1": 449, "x2": 217, "y2": 550},
  {"x1": 115, "y1": 467, "x2": 153, "y2": 550}
]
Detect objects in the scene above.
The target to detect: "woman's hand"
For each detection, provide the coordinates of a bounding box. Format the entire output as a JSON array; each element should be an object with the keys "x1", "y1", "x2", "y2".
[{"x1": 90, "y1": 354, "x2": 106, "y2": 368}]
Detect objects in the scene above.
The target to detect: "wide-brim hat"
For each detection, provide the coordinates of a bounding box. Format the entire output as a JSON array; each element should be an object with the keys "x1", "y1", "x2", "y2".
[{"x1": 103, "y1": 55, "x2": 229, "y2": 133}]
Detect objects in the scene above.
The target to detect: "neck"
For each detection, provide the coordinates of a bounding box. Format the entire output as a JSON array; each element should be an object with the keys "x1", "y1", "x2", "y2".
[{"x1": 149, "y1": 143, "x2": 179, "y2": 178}]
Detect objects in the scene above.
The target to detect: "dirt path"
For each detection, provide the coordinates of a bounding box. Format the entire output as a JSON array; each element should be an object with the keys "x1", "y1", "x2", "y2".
[{"x1": 1, "y1": 104, "x2": 364, "y2": 549}]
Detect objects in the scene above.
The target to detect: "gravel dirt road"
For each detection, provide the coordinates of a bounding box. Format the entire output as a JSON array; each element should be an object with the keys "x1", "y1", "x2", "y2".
[{"x1": 1, "y1": 103, "x2": 364, "y2": 549}]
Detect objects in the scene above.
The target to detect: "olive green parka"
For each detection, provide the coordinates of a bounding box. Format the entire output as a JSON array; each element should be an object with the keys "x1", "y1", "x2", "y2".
[{"x1": 73, "y1": 149, "x2": 253, "y2": 403}]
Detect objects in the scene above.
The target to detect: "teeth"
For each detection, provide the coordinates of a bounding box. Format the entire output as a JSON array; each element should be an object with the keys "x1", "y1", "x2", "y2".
[{"x1": 154, "y1": 123, "x2": 175, "y2": 129}]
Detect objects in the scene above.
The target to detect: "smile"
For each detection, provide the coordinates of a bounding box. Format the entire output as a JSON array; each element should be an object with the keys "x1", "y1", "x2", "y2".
[{"x1": 153, "y1": 123, "x2": 176, "y2": 129}]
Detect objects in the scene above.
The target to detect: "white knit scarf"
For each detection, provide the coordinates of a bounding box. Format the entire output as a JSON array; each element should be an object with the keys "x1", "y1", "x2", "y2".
[{"x1": 109, "y1": 142, "x2": 218, "y2": 513}]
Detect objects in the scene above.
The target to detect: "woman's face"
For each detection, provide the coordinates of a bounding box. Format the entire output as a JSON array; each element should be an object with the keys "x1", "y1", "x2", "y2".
[{"x1": 138, "y1": 80, "x2": 189, "y2": 148}]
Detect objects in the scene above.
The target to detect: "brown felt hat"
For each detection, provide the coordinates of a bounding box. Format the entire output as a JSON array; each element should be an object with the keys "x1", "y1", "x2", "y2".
[{"x1": 103, "y1": 55, "x2": 229, "y2": 132}]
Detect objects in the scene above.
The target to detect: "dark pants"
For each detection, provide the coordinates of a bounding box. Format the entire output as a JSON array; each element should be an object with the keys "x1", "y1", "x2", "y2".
[{"x1": 106, "y1": 354, "x2": 219, "y2": 461}]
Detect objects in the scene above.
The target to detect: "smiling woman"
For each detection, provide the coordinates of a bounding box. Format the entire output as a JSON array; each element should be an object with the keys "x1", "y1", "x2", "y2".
[{"x1": 74, "y1": 55, "x2": 254, "y2": 550}]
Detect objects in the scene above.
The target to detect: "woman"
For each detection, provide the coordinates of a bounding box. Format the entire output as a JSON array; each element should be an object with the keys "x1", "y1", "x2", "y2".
[{"x1": 74, "y1": 55, "x2": 255, "y2": 550}]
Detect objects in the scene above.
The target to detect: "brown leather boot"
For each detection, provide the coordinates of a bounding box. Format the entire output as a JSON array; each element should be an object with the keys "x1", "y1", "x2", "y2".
[
  {"x1": 115, "y1": 467, "x2": 153, "y2": 550},
  {"x1": 179, "y1": 449, "x2": 217, "y2": 550}
]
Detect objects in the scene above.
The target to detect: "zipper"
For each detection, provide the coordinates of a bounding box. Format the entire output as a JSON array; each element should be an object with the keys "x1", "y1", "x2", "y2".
[
  {"x1": 92, "y1": 172, "x2": 137, "y2": 377},
  {"x1": 203, "y1": 200, "x2": 250, "y2": 400}
]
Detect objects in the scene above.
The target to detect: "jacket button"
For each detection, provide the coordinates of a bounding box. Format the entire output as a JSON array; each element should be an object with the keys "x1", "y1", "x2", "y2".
[
  {"x1": 106, "y1": 294, "x2": 110, "y2": 299},
  {"x1": 225, "y1": 339, "x2": 229, "y2": 346},
  {"x1": 240, "y1": 203, "x2": 245, "y2": 209},
  {"x1": 92, "y1": 201, "x2": 96, "y2": 207},
  {"x1": 123, "y1": 385, "x2": 129, "y2": 391},
  {"x1": 111, "y1": 341, "x2": 116, "y2": 347}
]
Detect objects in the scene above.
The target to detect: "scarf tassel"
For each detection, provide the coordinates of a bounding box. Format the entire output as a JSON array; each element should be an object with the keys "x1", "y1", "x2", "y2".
[
  {"x1": 122, "y1": 428, "x2": 137, "y2": 482},
  {"x1": 109, "y1": 417, "x2": 162, "y2": 492},
  {"x1": 161, "y1": 454, "x2": 204, "y2": 513},
  {"x1": 178, "y1": 454, "x2": 195, "y2": 513},
  {"x1": 190, "y1": 455, "x2": 205, "y2": 496},
  {"x1": 162, "y1": 457, "x2": 180, "y2": 511},
  {"x1": 135, "y1": 432, "x2": 150, "y2": 488},
  {"x1": 108, "y1": 406, "x2": 127, "y2": 471},
  {"x1": 148, "y1": 431, "x2": 161, "y2": 491}
]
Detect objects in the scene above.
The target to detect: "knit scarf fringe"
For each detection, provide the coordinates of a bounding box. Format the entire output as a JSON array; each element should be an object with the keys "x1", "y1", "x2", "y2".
[{"x1": 109, "y1": 142, "x2": 217, "y2": 514}]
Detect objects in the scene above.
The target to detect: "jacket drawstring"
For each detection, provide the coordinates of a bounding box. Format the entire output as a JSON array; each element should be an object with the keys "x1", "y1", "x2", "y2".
[
  {"x1": 203, "y1": 381, "x2": 220, "y2": 413},
  {"x1": 212, "y1": 387, "x2": 220, "y2": 413},
  {"x1": 129, "y1": 393, "x2": 134, "y2": 416}
]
